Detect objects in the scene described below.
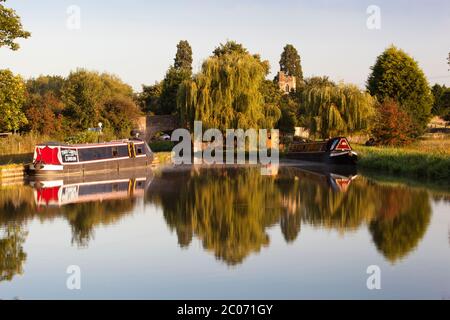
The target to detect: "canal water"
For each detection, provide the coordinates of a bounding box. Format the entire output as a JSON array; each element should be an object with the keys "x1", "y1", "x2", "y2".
[{"x1": 0, "y1": 165, "x2": 449, "y2": 299}]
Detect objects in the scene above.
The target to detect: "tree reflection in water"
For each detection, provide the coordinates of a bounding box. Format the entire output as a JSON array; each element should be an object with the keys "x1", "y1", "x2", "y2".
[
  {"x1": 63, "y1": 200, "x2": 137, "y2": 247},
  {"x1": 0, "y1": 224, "x2": 27, "y2": 282},
  {"x1": 0, "y1": 186, "x2": 32, "y2": 282},
  {"x1": 147, "y1": 167, "x2": 282, "y2": 265},
  {"x1": 147, "y1": 166, "x2": 433, "y2": 265},
  {"x1": 0, "y1": 166, "x2": 438, "y2": 281},
  {"x1": 369, "y1": 189, "x2": 431, "y2": 262}
]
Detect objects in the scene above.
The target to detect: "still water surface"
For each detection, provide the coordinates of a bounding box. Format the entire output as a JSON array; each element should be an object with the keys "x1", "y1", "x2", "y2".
[{"x1": 0, "y1": 165, "x2": 449, "y2": 299}]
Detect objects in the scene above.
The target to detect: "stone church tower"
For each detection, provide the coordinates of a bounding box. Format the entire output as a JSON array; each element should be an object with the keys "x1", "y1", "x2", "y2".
[{"x1": 277, "y1": 71, "x2": 296, "y2": 94}]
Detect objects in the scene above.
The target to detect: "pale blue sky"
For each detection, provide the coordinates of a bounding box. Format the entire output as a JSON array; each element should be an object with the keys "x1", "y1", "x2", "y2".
[{"x1": 1, "y1": 0, "x2": 449, "y2": 91}]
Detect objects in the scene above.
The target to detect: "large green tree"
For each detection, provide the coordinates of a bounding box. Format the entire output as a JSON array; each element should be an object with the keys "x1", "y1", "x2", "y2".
[
  {"x1": 62, "y1": 69, "x2": 140, "y2": 136},
  {"x1": 0, "y1": 0, "x2": 30, "y2": 50},
  {"x1": 174, "y1": 40, "x2": 193, "y2": 72},
  {"x1": 62, "y1": 70, "x2": 111, "y2": 129},
  {"x1": 367, "y1": 46, "x2": 433, "y2": 136},
  {"x1": 279, "y1": 44, "x2": 303, "y2": 81},
  {"x1": 177, "y1": 41, "x2": 280, "y2": 130},
  {"x1": 0, "y1": 69, "x2": 27, "y2": 132}
]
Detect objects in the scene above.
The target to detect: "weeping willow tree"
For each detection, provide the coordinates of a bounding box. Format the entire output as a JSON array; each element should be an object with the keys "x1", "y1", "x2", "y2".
[
  {"x1": 300, "y1": 82, "x2": 376, "y2": 138},
  {"x1": 177, "y1": 42, "x2": 281, "y2": 131}
]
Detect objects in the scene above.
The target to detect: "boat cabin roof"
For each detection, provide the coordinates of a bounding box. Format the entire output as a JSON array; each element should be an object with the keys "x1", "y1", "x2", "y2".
[{"x1": 36, "y1": 139, "x2": 145, "y2": 148}]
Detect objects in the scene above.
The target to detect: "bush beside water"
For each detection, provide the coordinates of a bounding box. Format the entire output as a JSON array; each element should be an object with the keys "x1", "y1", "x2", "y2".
[{"x1": 149, "y1": 141, "x2": 175, "y2": 152}]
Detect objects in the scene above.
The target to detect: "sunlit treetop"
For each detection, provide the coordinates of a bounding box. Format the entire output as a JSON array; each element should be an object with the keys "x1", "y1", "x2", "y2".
[{"x1": 0, "y1": 0, "x2": 31, "y2": 50}]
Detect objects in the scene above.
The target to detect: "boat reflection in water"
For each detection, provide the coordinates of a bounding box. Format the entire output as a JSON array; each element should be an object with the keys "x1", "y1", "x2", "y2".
[
  {"x1": 262, "y1": 161, "x2": 358, "y2": 192},
  {"x1": 27, "y1": 171, "x2": 153, "y2": 247},
  {"x1": 281, "y1": 163, "x2": 358, "y2": 192},
  {"x1": 31, "y1": 174, "x2": 152, "y2": 207},
  {"x1": 0, "y1": 172, "x2": 154, "y2": 283}
]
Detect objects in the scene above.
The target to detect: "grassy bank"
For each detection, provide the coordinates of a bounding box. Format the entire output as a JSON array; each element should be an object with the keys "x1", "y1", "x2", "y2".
[
  {"x1": 0, "y1": 133, "x2": 52, "y2": 156},
  {"x1": 354, "y1": 138, "x2": 450, "y2": 181},
  {"x1": 0, "y1": 133, "x2": 51, "y2": 168}
]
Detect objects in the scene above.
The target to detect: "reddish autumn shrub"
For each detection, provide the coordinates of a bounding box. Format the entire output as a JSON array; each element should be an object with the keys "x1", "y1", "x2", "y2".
[
  {"x1": 26, "y1": 106, "x2": 55, "y2": 135},
  {"x1": 24, "y1": 92, "x2": 64, "y2": 135},
  {"x1": 371, "y1": 99, "x2": 414, "y2": 146}
]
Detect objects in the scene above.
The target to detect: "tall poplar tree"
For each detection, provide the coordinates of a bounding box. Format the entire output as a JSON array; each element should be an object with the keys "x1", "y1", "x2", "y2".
[
  {"x1": 279, "y1": 44, "x2": 303, "y2": 81},
  {"x1": 174, "y1": 40, "x2": 193, "y2": 72},
  {"x1": 159, "y1": 40, "x2": 193, "y2": 114}
]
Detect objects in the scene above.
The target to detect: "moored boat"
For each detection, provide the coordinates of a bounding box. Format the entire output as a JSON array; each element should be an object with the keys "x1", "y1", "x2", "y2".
[
  {"x1": 285, "y1": 137, "x2": 357, "y2": 165},
  {"x1": 28, "y1": 138, "x2": 154, "y2": 177}
]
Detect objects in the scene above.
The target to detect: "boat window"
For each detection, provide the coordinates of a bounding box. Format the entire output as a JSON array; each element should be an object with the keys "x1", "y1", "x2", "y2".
[
  {"x1": 77, "y1": 145, "x2": 130, "y2": 161},
  {"x1": 118, "y1": 145, "x2": 129, "y2": 157},
  {"x1": 135, "y1": 144, "x2": 144, "y2": 155},
  {"x1": 79, "y1": 147, "x2": 114, "y2": 162}
]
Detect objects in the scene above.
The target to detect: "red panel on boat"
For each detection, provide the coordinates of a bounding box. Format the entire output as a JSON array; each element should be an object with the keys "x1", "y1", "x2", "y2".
[
  {"x1": 35, "y1": 146, "x2": 61, "y2": 165},
  {"x1": 36, "y1": 186, "x2": 60, "y2": 205}
]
